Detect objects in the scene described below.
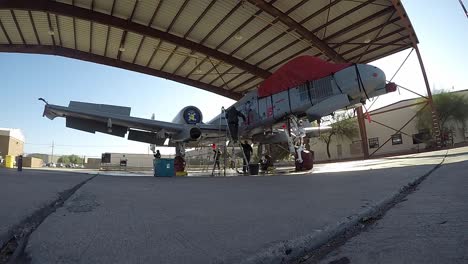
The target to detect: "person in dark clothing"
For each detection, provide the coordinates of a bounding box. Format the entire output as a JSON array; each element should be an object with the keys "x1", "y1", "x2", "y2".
[
  {"x1": 241, "y1": 141, "x2": 253, "y2": 173},
  {"x1": 17, "y1": 155, "x2": 23, "y2": 172},
  {"x1": 225, "y1": 107, "x2": 246, "y2": 142},
  {"x1": 213, "y1": 149, "x2": 221, "y2": 170},
  {"x1": 260, "y1": 154, "x2": 273, "y2": 172},
  {"x1": 154, "y1": 150, "x2": 161, "y2": 159}
]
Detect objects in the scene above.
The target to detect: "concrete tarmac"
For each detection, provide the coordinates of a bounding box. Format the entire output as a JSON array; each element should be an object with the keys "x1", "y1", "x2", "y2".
[
  {"x1": 0, "y1": 169, "x2": 92, "y2": 249},
  {"x1": 317, "y1": 148, "x2": 468, "y2": 264},
  {"x1": 16, "y1": 149, "x2": 454, "y2": 264}
]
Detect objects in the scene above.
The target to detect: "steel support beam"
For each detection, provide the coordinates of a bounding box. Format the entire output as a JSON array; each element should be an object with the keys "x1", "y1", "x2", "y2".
[
  {"x1": 0, "y1": 44, "x2": 242, "y2": 100},
  {"x1": 391, "y1": 0, "x2": 441, "y2": 147},
  {"x1": 0, "y1": 0, "x2": 271, "y2": 79},
  {"x1": 247, "y1": 0, "x2": 346, "y2": 63},
  {"x1": 356, "y1": 106, "x2": 369, "y2": 158}
]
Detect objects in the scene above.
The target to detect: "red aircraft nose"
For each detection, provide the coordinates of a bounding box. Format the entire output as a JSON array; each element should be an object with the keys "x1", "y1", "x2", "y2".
[{"x1": 385, "y1": 82, "x2": 397, "y2": 93}]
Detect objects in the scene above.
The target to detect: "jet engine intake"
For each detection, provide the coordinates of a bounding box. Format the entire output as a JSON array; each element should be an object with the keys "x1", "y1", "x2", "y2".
[
  {"x1": 171, "y1": 126, "x2": 202, "y2": 142},
  {"x1": 172, "y1": 106, "x2": 203, "y2": 125}
]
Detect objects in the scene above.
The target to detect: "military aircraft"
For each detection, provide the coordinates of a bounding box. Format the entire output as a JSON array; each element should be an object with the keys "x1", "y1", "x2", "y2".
[{"x1": 40, "y1": 56, "x2": 396, "y2": 171}]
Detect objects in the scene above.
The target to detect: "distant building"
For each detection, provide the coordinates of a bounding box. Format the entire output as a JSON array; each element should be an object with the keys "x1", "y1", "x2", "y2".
[
  {"x1": 0, "y1": 128, "x2": 25, "y2": 159},
  {"x1": 22, "y1": 157, "x2": 44, "y2": 168},
  {"x1": 26, "y1": 153, "x2": 60, "y2": 164},
  {"x1": 101, "y1": 152, "x2": 173, "y2": 169},
  {"x1": 310, "y1": 90, "x2": 468, "y2": 161}
]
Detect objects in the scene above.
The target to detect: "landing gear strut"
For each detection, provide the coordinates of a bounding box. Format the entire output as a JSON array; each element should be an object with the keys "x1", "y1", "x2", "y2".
[
  {"x1": 174, "y1": 143, "x2": 186, "y2": 174},
  {"x1": 284, "y1": 115, "x2": 314, "y2": 171}
]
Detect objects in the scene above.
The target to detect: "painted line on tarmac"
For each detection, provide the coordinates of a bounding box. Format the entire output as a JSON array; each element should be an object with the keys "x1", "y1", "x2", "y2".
[
  {"x1": 0, "y1": 175, "x2": 98, "y2": 264},
  {"x1": 239, "y1": 151, "x2": 448, "y2": 264}
]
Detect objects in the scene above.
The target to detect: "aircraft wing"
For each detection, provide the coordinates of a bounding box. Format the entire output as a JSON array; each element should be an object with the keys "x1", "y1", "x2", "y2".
[{"x1": 42, "y1": 101, "x2": 225, "y2": 145}]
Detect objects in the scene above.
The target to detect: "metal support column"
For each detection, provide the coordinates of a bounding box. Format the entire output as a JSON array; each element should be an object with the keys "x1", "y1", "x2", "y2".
[
  {"x1": 413, "y1": 45, "x2": 442, "y2": 147},
  {"x1": 391, "y1": 0, "x2": 442, "y2": 147},
  {"x1": 357, "y1": 106, "x2": 369, "y2": 158}
]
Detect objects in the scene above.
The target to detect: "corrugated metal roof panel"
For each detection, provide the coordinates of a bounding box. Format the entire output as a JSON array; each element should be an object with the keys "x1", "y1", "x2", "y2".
[
  {"x1": 131, "y1": 0, "x2": 161, "y2": 26},
  {"x1": 148, "y1": 41, "x2": 175, "y2": 70},
  {"x1": 12, "y1": 10, "x2": 37, "y2": 45},
  {"x1": 160, "y1": 52, "x2": 187, "y2": 73},
  {"x1": 0, "y1": 22, "x2": 8, "y2": 44},
  {"x1": 106, "y1": 26, "x2": 123, "y2": 59},
  {"x1": 92, "y1": 0, "x2": 113, "y2": 15},
  {"x1": 112, "y1": 0, "x2": 135, "y2": 20},
  {"x1": 0, "y1": 10, "x2": 23, "y2": 44},
  {"x1": 238, "y1": 78, "x2": 263, "y2": 92},
  {"x1": 75, "y1": 18, "x2": 91, "y2": 52},
  {"x1": 184, "y1": 1, "x2": 235, "y2": 44},
  {"x1": 0, "y1": 0, "x2": 419, "y2": 98},
  {"x1": 133, "y1": 37, "x2": 160, "y2": 66},
  {"x1": 91, "y1": 22, "x2": 108, "y2": 55},
  {"x1": 55, "y1": 0, "x2": 72, "y2": 5},
  {"x1": 151, "y1": 0, "x2": 185, "y2": 33},
  {"x1": 169, "y1": 0, "x2": 212, "y2": 39},
  {"x1": 57, "y1": 15, "x2": 74, "y2": 49},
  {"x1": 74, "y1": 0, "x2": 92, "y2": 9},
  {"x1": 31, "y1": 12, "x2": 53, "y2": 46},
  {"x1": 120, "y1": 32, "x2": 142, "y2": 62},
  {"x1": 49, "y1": 13, "x2": 61, "y2": 45}
]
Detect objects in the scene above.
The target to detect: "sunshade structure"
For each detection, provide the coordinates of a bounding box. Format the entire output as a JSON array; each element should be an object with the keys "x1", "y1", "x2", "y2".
[{"x1": 0, "y1": 0, "x2": 418, "y2": 100}]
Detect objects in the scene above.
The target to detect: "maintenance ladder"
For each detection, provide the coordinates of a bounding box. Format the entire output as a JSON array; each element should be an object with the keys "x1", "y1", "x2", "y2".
[{"x1": 212, "y1": 107, "x2": 249, "y2": 176}]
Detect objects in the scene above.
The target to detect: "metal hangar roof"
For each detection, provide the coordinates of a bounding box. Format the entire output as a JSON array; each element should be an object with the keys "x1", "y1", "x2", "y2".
[{"x1": 0, "y1": 0, "x2": 417, "y2": 100}]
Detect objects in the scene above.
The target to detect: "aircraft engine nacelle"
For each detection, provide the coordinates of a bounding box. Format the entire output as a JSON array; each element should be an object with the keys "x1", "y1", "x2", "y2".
[
  {"x1": 171, "y1": 126, "x2": 202, "y2": 142},
  {"x1": 172, "y1": 106, "x2": 203, "y2": 125}
]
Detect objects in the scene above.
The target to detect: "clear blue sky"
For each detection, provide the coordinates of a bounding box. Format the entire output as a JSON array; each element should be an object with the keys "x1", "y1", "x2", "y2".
[{"x1": 1, "y1": 0, "x2": 466, "y2": 157}]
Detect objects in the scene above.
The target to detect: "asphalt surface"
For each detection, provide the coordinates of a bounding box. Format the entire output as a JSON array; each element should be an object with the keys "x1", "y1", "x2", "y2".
[
  {"x1": 0, "y1": 169, "x2": 92, "y2": 249},
  {"x1": 318, "y1": 148, "x2": 468, "y2": 264},
  {"x1": 17, "y1": 149, "x2": 451, "y2": 264}
]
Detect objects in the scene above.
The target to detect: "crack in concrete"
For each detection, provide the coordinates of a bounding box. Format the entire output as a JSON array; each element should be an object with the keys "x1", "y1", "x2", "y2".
[
  {"x1": 296, "y1": 151, "x2": 448, "y2": 264},
  {"x1": 0, "y1": 175, "x2": 97, "y2": 264}
]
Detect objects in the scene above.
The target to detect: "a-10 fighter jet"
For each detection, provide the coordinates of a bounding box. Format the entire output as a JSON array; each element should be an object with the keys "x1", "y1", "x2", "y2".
[{"x1": 40, "y1": 56, "x2": 396, "y2": 171}]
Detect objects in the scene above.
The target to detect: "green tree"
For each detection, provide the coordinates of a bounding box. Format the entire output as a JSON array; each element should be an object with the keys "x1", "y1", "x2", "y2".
[
  {"x1": 57, "y1": 155, "x2": 83, "y2": 164},
  {"x1": 319, "y1": 114, "x2": 359, "y2": 159},
  {"x1": 57, "y1": 156, "x2": 69, "y2": 164},
  {"x1": 417, "y1": 90, "x2": 468, "y2": 135}
]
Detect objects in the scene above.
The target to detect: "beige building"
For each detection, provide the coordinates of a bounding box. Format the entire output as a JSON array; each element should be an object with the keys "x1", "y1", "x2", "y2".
[
  {"x1": 23, "y1": 157, "x2": 44, "y2": 168},
  {"x1": 101, "y1": 152, "x2": 173, "y2": 170},
  {"x1": 310, "y1": 90, "x2": 468, "y2": 162},
  {"x1": 0, "y1": 128, "x2": 25, "y2": 160},
  {"x1": 84, "y1": 158, "x2": 102, "y2": 169},
  {"x1": 27, "y1": 153, "x2": 60, "y2": 164}
]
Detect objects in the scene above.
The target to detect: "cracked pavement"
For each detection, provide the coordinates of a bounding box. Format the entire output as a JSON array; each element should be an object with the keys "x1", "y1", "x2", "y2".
[{"x1": 1, "y1": 147, "x2": 466, "y2": 264}]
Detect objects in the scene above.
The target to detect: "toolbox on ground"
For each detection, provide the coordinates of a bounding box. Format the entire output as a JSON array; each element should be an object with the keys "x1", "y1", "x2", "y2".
[{"x1": 153, "y1": 159, "x2": 175, "y2": 177}]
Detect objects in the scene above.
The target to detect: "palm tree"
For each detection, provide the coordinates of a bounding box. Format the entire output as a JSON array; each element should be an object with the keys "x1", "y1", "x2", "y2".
[{"x1": 319, "y1": 113, "x2": 359, "y2": 159}]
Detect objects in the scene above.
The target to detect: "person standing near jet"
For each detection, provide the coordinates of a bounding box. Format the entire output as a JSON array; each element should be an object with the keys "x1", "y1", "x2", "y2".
[
  {"x1": 213, "y1": 148, "x2": 221, "y2": 170},
  {"x1": 17, "y1": 155, "x2": 23, "y2": 172},
  {"x1": 241, "y1": 140, "x2": 253, "y2": 173},
  {"x1": 154, "y1": 150, "x2": 161, "y2": 159},
  {"x1": 225, "y1": 107, "x2": 246, "y2": 143}
]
